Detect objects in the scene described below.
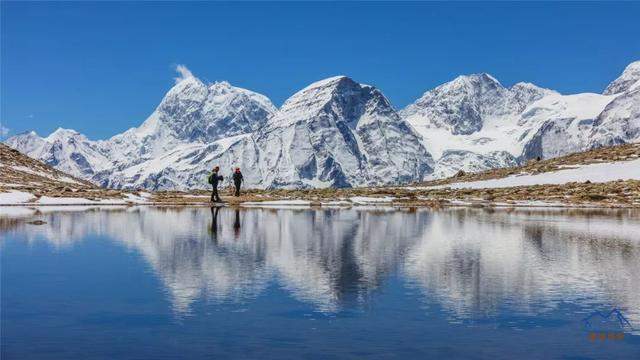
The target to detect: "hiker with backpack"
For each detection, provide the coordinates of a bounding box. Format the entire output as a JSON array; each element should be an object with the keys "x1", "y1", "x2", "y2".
[
  {"x1": 208, "y1": 166, "x2": 224, "y2": 203},
  {"x1": 232, "y1": 167, "x2": 244, "y2": 197}
]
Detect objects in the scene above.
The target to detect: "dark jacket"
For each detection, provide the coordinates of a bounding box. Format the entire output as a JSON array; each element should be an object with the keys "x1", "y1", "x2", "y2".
[
  {"x1": 209, "y1": 172, "x2": 223, "y2": 187},
  {"x1": 232, "y1": 172, "x2": 243, "y2": 185}
]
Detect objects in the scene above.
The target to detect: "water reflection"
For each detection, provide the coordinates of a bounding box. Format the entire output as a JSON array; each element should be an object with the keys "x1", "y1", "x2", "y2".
[{"x1": 2, "y1": 206, "x2": 639, "y2": 330}]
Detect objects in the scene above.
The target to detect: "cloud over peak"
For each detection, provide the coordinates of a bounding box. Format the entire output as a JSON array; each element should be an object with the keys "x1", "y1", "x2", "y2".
[{"x1": 174, "y1": 64, "x2": 194, "y2": 84}]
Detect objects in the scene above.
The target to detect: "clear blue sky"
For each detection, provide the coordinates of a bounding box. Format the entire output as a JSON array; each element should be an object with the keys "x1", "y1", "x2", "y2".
[{"x1": 2, "y1": 1, "x2": 639, "y2": 139}]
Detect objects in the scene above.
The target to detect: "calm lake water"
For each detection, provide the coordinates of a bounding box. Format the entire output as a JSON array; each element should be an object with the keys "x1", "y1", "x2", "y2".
[{"x1": 1, "y1": 206, "x2": 640, "y2": 359}]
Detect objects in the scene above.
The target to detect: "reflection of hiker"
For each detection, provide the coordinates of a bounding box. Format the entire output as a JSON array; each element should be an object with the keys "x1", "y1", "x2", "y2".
[
  {"x1": 232, "y1": 168, "x2": 244, "y2": 197},
  {"x1": 233, "y1": 209, "x2": 241, "y2": 238},
  {"x1": 209, "y1": 206, "x2": 219, "y2": 242},
  {"x1": 208, "y1": 166, "x2": 224, "y2": 202}
]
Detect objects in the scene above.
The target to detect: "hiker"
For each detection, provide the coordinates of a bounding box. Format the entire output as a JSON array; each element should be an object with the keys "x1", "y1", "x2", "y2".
[
  {"x1": 232, "y1": 167, "x2": 244, "y2": 197},
  {"x1": 208, "y1": 166, "x2": 224, "y2": 202}
]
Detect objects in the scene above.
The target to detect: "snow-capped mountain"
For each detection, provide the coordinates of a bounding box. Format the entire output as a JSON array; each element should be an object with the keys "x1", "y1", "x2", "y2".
[
  {"x1": 402, "y1": 61, "x2": 640, "y2": 178},
  {"x1": 253, "y1": 76, "x2": 432, "y2": 188},
  {"x1": 5, "y1": 61, "x2": 640, "y2": 189}
]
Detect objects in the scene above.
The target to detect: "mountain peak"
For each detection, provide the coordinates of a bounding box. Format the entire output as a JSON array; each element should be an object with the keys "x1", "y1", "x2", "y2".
[
  {"x1": 209, "y1": 80, "x2": 232, "y2": 89},
  {"x1": 413, "y1": 73, "x2": 505, "y2": 103},
  {"x1": 460, "y1": 72, "x2": 500, "y2": 83},
  {"x1": 510, "y1": 82, "x2": 557, "y2": 100},
  {"x1": 603, "y1": 60, "x2": 640, "y2": 95},
  {"x1": 300, "y1": 75, "x2": 353, "y2": 92},
  {"x1": 622, "y1": 60, "x2": 640, "y2": 73},
  {"x1": 46, "y1": 128, "x2": 82, "y2": 141},
  {"x1": 271, "y1": 75, "x2": 371, "y2": 128},
  {"x1": 511, "y1": 81, "x2": 541, "y2": 90}
]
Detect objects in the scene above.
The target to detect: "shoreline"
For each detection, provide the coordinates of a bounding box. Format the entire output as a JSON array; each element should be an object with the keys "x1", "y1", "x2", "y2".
[{"x1": 2, "y1": 199, "x2": 639, "y2": 209}]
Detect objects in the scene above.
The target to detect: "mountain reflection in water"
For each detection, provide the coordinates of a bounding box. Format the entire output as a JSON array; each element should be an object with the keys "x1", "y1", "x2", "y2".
[{"x1": 2, "y1": 206, "x2": 639, "y2": 331}]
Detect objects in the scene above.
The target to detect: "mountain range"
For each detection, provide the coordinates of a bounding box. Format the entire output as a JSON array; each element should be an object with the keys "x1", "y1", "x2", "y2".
[{"x1": 5, "y1": 61, "x2": 640, "y2": 190}]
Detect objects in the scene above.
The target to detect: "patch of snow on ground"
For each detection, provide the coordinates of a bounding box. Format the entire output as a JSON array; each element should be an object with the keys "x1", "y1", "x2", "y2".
[
  {"x1": 35, "y1": 197, "x2": 128, "y2": 205},
  {"x1": 123, "y1": 193, "x2": 151, "y2": 203},
  {"x1": 349, "y1": 196, "x2": 395, "y2": 204},
  {"x1": 321, "y1": 200, "x2": 352, "y2": 206},
  {"x1": 241, "y1": 199, "x2": 313, "y2": 209},
  {"x1": 429, "y1": 158, "x2": 640, "y2": 190},
  {"x1": 0, "y1": 191, "x2": 36, "y2": 205},
  {"x1": 36, "y1": 196, "x2": 97, "y2": 205},
  {"x1": 242, "y1": 200, "x2": 312, "y2": 206}
]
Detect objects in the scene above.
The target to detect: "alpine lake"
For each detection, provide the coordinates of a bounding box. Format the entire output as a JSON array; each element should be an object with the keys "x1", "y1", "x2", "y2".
[{"x1": 2, "y1": 206, "x2": 639, "y2": 359}]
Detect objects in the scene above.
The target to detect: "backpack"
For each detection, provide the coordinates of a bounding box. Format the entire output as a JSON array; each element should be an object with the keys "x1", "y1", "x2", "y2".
[{"x1": 208, "y1": 173, "x2": 215, "y2": 185}]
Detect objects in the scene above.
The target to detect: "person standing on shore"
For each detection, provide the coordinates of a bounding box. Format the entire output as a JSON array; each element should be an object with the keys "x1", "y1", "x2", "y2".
[
  {"x1": 208, "y1": 166, "x2": 224, "y2": 203},
  {"x1": 232, "y1": 167, "x2": 244, "y2": 197}
]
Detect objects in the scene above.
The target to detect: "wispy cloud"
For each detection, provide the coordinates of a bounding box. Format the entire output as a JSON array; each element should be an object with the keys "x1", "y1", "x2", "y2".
[
  {"x1": 0, "y1": 124, "x2": 10, "y2": 138},
  {"x1": 174, "y1": 64, "x2": 194, "y2": 84}
]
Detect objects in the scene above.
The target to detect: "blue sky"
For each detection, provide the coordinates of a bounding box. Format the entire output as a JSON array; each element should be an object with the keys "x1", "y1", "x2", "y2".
[{"x1": 1, "y1": 1, "x2": 639, "y2": 139}]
